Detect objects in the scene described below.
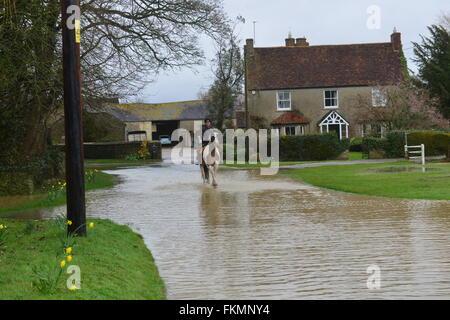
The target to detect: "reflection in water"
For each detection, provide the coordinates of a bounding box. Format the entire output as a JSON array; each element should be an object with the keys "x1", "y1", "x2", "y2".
[{"x1": 6, "y1": 163, "x2": 450, "y2": 299}]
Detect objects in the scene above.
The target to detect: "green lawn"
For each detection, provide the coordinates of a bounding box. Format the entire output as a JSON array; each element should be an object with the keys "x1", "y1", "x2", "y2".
[
  {"x1": 224, "y1": 152, "x2": 365, "y2": 169},
  {"x1": 282, "y1": 161, "x2": 450, "y2": 200},
  {"x1": 0, "y1": 171, "x2": 117, "y2": 216},
  {"x1": 0, "y1": 218, "x2": 166, "y2": 300}
]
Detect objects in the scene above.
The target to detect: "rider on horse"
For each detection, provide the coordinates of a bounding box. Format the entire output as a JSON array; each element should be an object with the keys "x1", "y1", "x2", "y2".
[{"x1": 199, "y1": 118, "x2": 215, "y2": 164}]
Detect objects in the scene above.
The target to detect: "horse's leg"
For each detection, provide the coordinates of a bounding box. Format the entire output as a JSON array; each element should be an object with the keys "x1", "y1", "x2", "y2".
[
  {"x1": 200, "y1": 164, "x2": 206, "y2": 183},
  {"x1": 211, "y1": 163, "x2": 218, "y2": 187}
]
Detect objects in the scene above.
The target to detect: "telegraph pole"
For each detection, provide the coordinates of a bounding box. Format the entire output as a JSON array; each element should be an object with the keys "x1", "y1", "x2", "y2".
[{"x1": 61, "y1": 0, "x2": 86, "y2": 236}]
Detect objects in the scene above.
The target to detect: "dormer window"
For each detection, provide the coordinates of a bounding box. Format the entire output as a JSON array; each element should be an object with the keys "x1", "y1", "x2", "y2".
[
  {"x1": 324, "y1": 90, "x2": 339, "y2": 108},
  {"x1": 277, "y1": 91, "x2": 291, "y2": 110}
]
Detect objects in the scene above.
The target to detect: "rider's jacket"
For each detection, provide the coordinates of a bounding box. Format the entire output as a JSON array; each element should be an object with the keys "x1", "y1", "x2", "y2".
[{"x1": 201, "y1": 125, "x2": 216, "y2": 147}]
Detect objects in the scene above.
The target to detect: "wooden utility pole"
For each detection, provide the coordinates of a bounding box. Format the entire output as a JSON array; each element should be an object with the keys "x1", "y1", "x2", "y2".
[{"x1": 61, "y1": 0, "x2": 86, "y2": 236}]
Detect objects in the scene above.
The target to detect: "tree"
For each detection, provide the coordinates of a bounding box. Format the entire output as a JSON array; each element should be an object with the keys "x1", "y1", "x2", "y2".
[
  {"x1": 0, "y1": 0, "x2": 231, "y2": 166},
  {"x1": 352, "y1": 84, "x2": 448, "y2": 134},
  {"x1": 412, "y1": 23, "x2": 450, "y2": 119},
  {"x1": 206, "y1": 26, "x2": 244, "y2": 130}
]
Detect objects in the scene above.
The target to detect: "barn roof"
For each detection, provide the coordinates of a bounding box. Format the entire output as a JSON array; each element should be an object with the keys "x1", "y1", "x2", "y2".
[{"x1": 99, "y1": 100, "x2": 209, "y2": 122}]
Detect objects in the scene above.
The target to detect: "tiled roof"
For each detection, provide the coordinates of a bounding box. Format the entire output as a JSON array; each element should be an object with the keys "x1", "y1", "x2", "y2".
[
  {"x1": 246, "y1": 40, "x2": 404, "y2": 90},
  {"x1": 271, "y1": 112, "x2": 309, "y2": 125},
  {"x1": 97, "y1": 100, "x2": 209, "y2": 122}
]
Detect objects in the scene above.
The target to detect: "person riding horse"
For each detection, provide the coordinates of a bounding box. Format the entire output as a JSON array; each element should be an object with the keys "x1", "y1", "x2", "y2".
[{"x1": 198, "y1": 119, "x2": 218, "y2": 183}]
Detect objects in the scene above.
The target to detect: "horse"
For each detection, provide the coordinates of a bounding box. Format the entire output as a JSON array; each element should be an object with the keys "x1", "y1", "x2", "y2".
[{"x1": 200, "y1": 141, "x2": 220, "y2": 187}]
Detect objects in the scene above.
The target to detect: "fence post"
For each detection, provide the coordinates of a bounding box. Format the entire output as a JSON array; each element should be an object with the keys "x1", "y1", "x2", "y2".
[{"x1": 421, "y1": 144, "x2": 425, "y2": 166}]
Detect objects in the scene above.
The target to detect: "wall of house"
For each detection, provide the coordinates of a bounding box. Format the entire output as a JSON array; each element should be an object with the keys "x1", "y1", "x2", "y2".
[
  {"x1": 125, "y1": 121, "x2": 154, "y2": 140},
  {"x1": 247, "y1": 86, "x2": 373, "y2": 137},
  {"x1": 179, "y1": 120, "x2": 203, "y2": 133}
]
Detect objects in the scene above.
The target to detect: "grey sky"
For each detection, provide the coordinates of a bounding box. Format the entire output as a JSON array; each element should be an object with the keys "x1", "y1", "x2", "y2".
[{"x1": 133, "y1": 0, "x2": 449, "y2": 104}]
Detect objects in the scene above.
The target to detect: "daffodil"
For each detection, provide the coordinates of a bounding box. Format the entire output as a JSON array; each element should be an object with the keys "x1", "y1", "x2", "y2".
[
  {"x1": 69, "y1": 285, "x2": 78, "y2": 291},
  {"x1": 67, "y1": 255, "x2": 73, "y2": 262},
  {"x1": 67, "y1": 220, "x2": 73, "y2": 226},
  {"x1": 0, "y1": 225, "x2": 4, "y2": 230},
  {"x1": 89, "y1": 222, "x2": 94, "y2": 229},
  {"x1": 65, "y1": 247, "x2": 72, "y2": 254},
  {"x1": 60, "y1": 260, "x2": 66, "y2": 268}
]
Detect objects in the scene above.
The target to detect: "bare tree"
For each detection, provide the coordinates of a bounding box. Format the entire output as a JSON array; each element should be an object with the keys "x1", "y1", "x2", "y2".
[
  {"x1": 206, "y1": 21, "x2": 244, "y2": 130},
  {"x1": 351, "y1": 84, "x2": 448, "y2": 134},
  {"x1": 0, "y1": 0, "x2": 231, "y2": 164}
]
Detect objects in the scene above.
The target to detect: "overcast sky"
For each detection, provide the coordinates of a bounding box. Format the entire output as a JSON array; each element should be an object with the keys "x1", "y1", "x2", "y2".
[{"x1": 132, "y1": 0, "x2": 449, "y2": 104}]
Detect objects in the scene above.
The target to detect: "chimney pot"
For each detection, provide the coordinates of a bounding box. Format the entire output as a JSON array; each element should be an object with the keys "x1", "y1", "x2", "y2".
[{"x1": 246, "y1": 38, "x2": 254, "y2": 48}]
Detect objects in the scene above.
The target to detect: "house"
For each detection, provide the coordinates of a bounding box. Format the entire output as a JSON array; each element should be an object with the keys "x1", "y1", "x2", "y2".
[{"x1": 244, "y1": 31, "x2": 405, "y2": 139}]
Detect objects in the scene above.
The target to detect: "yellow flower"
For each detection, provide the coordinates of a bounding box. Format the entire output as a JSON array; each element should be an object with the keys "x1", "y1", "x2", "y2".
[
  {"x1": 69, "y1": 285, "x2": 78, "y2": 291},
  {"x1": 89, "y1": 222, "x2": 94, "y2": 229},
  {"x1": 67, "y1": 220, "x2": 73, "y2": 226},
  {"x1": 67, "y1": 255, "x2": 73, "y2": 262},
  {"x1": 63, "y1": 183, "x2": 67, "y2": 187},
  {"x1": 65, "y1": 247, "x2": 72, "y2": 254},
  {"x1": 60, "y1": 260, "x2": 66, "y2": 268},
  {"x1": 0, "y1": 225, "x2": 4, "y2": 230}
]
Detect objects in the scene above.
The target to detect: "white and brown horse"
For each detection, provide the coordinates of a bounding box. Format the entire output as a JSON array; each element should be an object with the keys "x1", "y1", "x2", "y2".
[{"x1": 200, "y1": 141, "x2": 220, "y2": 187}]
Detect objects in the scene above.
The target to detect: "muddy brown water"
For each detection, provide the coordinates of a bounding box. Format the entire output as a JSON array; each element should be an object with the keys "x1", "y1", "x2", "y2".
[{"x1": 4, "y1": 161, "x2": 450, "y2": 299}]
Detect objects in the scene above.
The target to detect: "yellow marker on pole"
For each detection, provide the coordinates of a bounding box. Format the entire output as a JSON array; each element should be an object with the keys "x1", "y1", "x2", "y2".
[{"x1": 75, "y1": 19, "x2": 80, "y2": 43}]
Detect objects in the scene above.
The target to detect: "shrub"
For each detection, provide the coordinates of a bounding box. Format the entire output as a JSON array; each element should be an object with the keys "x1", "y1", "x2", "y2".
[
  {"x1": 279, "y1": 134, "x2": 348, "y2": 161},
  {"x1": 385, "y1": 131, "x2": 407, "y2": 158},
  {"x1": 138, "y1": 140, "x2": 150, "y2": 160},
  {"x1": 362, "y1": 137, "x2": 386, "y2": 156},
  {"x1": 0, "y1": 147, "x2": 65, "y2": 195},
  {"x1": 349, "y1": 137, "x2": 363, "y2": 152}
]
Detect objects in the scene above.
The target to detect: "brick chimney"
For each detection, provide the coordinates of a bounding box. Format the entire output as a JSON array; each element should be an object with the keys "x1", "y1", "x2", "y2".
[
  {"x1": 245, "y1": 38, "x2": 254, "y2": 56},
  {"x1": 391, "y1": 30, "x2": 402, "y2": 52},
  {"x1": 295, "y1": 37, "x2": 309, "y2": 47},
  {"x1": 285, "y1": 36, "x2": 295, "y2": 47}
]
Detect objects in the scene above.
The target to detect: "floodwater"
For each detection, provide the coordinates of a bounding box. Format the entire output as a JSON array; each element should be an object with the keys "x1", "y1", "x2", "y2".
[{"x1": 5, "y1": 157, "x2": 450, "y2": 299}]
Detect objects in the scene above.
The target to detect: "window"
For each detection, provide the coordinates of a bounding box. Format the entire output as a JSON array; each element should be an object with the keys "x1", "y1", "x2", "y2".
[
  {"x1": 128, "y1": 131, "x2": 147, "y2": 142},
  {"x1": 285, "y1": 126, "x2": 296, "y2": 136},
  {"x1": 277, "y1": 91, "x2": 291, "y2": 110},
  {"x1": 324, "y1": 90, "x2": 338, "y2": 108},
  {"x1": 372, "y1": 88, "x2": 387, "y2": 107}
]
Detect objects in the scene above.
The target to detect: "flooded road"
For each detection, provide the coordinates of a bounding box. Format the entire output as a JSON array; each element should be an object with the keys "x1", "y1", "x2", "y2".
[{"x1": 7, "y1": 161, "x2": 450, "y2": 299}]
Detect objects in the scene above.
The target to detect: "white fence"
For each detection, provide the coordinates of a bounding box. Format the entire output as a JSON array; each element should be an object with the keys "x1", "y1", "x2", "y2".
[{"x1": 404, "y1": 144, "x2": 425, "y2": 165}]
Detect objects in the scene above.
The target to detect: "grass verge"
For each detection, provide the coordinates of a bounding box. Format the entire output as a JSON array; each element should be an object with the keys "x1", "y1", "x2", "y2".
[
  {"x1": 0, "y1": 218, "x2": 166, "y2": 300},
  {"x1": 0, "y1": 172, "x2": 117, "y2": 216},
  {"x1": 224, "y1": 152, "x2": 365, "y2": 169},
  {"x1": 282, "y1": 161, "x2": 450, "y2": 200}
]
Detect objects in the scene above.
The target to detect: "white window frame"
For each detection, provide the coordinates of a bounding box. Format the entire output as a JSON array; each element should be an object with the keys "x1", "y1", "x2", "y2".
[
  {"x1": 285, "y1": 126, "x2": 296, "y2": 136},
  {"x1": 324, "y1": 90, "x2": 339, "y2": 109},
  {"x1": 372, "y1": 88, "x2": 387, "y2": 107},
  {"x1": 277, "y1": 91, "x2": 292, "y2": 111}
]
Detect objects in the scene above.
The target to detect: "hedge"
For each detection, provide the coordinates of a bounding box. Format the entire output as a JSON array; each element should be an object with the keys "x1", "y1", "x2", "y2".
[
  {"x1": 407, "y1": 131, "x2": 450, "y2": 157},
  {"x1": 0, "y1": 147, "x2": 64, "y2": 196},
  {"x1": 362, "y1": 131, "x2": 450, "y2": 159},
  {"x1": 224, "y1": 133, "x2": 348, "y2": 162}
]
